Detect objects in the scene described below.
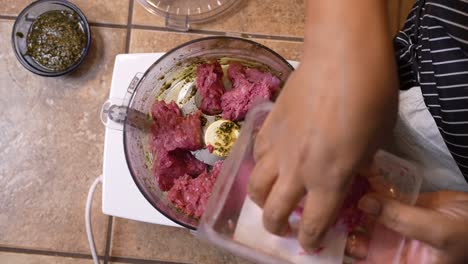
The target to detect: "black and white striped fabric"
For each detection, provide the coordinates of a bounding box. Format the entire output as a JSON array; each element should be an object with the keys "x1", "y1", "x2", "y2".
[{"x1": 395, "y1": 0, "x2": 468, "y2": 181}]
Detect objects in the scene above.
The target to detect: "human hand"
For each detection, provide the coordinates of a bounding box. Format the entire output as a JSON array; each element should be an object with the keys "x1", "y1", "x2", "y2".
[
  {"x1": 347, "y1": 191, "x2": 468, "y2": 264},
  {"x1": 247, "y1": 51, "x2": 398, "y2": 251},
  {"x1": 247, "y1": 0, "x2": 398, "y2": 250}
]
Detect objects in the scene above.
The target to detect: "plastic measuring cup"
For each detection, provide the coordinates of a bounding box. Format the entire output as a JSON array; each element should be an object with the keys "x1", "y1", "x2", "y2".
[{"x1": 197, "y1": 101, "x2": 422, "y2": 264}]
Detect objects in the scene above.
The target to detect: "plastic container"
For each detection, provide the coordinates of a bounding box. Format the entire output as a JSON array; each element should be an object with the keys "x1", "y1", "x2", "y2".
[
  {"x1": 137, "y1": 0, "x2": 239, "y2": 31},
  {"x1": 197, "y1": 102, "x2": 422, "y2": 264},
  {"x1": 11, "y1": 0, "x2": 91, "y2": 77}
]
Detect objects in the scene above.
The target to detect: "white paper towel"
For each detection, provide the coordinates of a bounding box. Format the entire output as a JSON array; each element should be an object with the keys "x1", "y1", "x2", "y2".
[{"x1": 233, "y1": 197, "x2": 347, "y2": 264}]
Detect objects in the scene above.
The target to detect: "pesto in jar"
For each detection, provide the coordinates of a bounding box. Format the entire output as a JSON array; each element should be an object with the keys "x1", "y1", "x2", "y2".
[{"x1": 27, "y1": 10, "x2": 86, "y2": 71}]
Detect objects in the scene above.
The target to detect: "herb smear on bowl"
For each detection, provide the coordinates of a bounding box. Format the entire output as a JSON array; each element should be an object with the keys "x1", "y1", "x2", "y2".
[{"x1": 26, "y1": 10, "x2": 86, "y2": 71}]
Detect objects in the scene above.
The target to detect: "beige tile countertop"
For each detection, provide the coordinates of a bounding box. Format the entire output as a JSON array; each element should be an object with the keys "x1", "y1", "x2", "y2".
[{"x1": 0, "y1": 0, "x2": 411, "y2": 263}]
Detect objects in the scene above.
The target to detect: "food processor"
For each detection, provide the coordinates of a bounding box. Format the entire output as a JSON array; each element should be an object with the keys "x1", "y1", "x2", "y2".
[{"x1": 101, "y1": 36, "x2": 294, "y2": 230}]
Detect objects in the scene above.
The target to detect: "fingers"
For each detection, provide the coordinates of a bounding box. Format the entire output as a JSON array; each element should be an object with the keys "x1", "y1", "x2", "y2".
[
  {"x1": 250, "y1": 111, "x2": 278, "y2": 207},
  {"x1": 253, "y1": 112, "x2": 276, "y2": 161},
  {"x1": 262, "y1": 174, "x2": 306, "y2": 236},
  {"x1": 417, "y1": 191, "x2": 468, "y2": 208},
  {"x1": 345, "y1": 231, "x2": 369, "y2": 260},
  {"x1": 360, "y1": 161, "x2": 395, "y2": 197},
  {"x1": 253, "y1": 129, "x2": 270, "y2": 162},
  {"x1": 358, "y1": 194, "x2": 453, "y2": 249},
  {"x1": 248, "y1": 152, "x2": 278, "y2": 208},
  {"x1": 298, "y1": 190, "x2": 344, "y2": 250}
]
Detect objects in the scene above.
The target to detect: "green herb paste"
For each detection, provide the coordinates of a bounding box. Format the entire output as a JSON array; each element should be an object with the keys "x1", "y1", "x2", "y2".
[{"x1": 27, "y1": 10, "x2": 86, "y2": 71}]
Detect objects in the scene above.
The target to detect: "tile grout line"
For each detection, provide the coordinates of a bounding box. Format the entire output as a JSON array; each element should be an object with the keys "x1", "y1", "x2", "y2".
[
  {"x1": 89, "y1": 22, "x2": 127, "y2": 29},
  {"x1": 125, "y1": 0, "x2": 135, "y2": 53},
  {"x1": 0, "y1": 245, "x2": 188, "y2": 264},
  {"x1": 103, "y1": 216, "x2": 114, "y2": 264},
  {"x1": 130, "y1": 24, "x2": 305, "y2": 42},
  {"x1": 0, "y1": 15, "x2": 16, "y2": 20},
  {"x1": 0, "y1": 246, "x2": 104, "y2": 260},
  {"x1": 108, "y1": 256, "x2": 188, "y2": 264},
  {"x1": 0, "y1": 14, "x2": 304, "y2": 43}
]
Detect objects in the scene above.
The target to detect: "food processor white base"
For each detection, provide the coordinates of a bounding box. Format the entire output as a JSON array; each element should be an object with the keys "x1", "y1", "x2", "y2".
[
  {"x1": 101, "y1": 53, "x2": 299, "y2": 227},
  {"x1": 102, "y1": 53, "x2": 181, "y2": 227}
]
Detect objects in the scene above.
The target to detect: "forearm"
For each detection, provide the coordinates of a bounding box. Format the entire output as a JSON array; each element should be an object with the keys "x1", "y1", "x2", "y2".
[
  {"x1": 301, "y1": 0, "x2": 399, "y2": 153},
  {"x1": 303, "y1": 1, "x2": 393, "y2": 57},
  {"x1": 250, "y1": 1, "x2": 402, "y2": 250}
]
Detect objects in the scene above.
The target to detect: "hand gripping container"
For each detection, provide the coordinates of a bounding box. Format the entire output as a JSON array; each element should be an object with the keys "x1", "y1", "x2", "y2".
[{"x1": 197, "y1": 101, "x2": 422, "y2": 264}]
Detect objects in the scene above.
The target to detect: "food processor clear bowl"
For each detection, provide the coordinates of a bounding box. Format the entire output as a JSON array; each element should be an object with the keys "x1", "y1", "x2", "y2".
[
  {"x1": 137, "y1": 0, "x2": 239, "y2": 31},
  {"x1": 116, "y1": 36, "x2": 294, "y2": 230}
]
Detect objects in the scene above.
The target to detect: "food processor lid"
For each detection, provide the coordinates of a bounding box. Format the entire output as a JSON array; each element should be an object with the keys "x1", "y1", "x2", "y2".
[{"x1": 137, "y1": 0, "x2": 238, "y2": 31}]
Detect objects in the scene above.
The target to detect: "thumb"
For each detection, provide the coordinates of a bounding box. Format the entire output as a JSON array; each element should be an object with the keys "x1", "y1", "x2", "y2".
[{"x1": 358, "y1": 194, "x2": 450, "y2": 248}]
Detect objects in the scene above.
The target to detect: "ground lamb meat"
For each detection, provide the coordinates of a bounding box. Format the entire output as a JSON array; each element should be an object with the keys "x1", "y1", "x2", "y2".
[
  {"x1": 150, "y1": 101, "x2": 203, "y2": 152},
  {"x1": 153, "y1": 149, "x2": 207, "y2": 191},
  {"x1": 149, "y1": 100, "x2": 206, "y2": 191},
  {"x1": 150, "y1": 99, "x2": 181, "y2": 121},
  {"x1": 168, "y1": 161, "x2": 223, "y2": 218},
  {"x1": 196, "y1": 62, "x2": 225, "y2": 115},
  {"x1": 338, "y1": 176, "x2": 370, "y2": 232},
  {"x1": 294, "y1": 176, "x2": 370, "y2": 232},
  {"x1": 221, "y1": 63, "x2": 281, "y2": 121}
]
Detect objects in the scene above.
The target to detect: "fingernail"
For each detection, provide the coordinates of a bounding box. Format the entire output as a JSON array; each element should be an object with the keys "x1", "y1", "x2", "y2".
[
  {"x1": 300, "y1": 246, "x2": 324, "y2": 255},
  {"x1": 348, "y1": 233, "x2": 357, "y2": 246},
  {"x1": 358, "y1": 196, "x2": 381, "y2": 216}
]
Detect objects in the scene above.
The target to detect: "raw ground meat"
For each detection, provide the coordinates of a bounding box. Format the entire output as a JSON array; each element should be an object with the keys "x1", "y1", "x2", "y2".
[
  {"x1": 226, "y1": 63, "x2": 246, "y2": 87},
  {"x1": 293, "y1": 176, "x2": 370, "y2": 232},
  {"x1": 150, "y1": 62, "x2": 282, "y2": 216},
  {"x1": 339, "y1": 176, "x2": 370, "y2": 232},
  {"x1": 149, "y1": 100, "x2": 206, "y2": 191},
  {"x1": 151, "y1": 99, "x2": 181, "y2": 119},
  {"x1": 150, "y1": 101, "x2": 203, "y2": 152},
  {"x1": 153, "y1": 149, "x2": 207, "y2": 191},
  {"x1": 168, "y1": 161, "x2": 224, "y2": 218},
  {"x1": 196, "y1": 62, "x2": 225, "y2": 115},
  {"x1": 207, "y1": 144, "x2": 214, "y2": 153},
  {"x1": 290, "y1": 177, "x2": 370, "y2": 256},
  {"x1": 245, "y1": 67, "x2": 281, "y2": 89},
  {"x1": 221, "y1": 63, "x2": 281, "y2": 121}
]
